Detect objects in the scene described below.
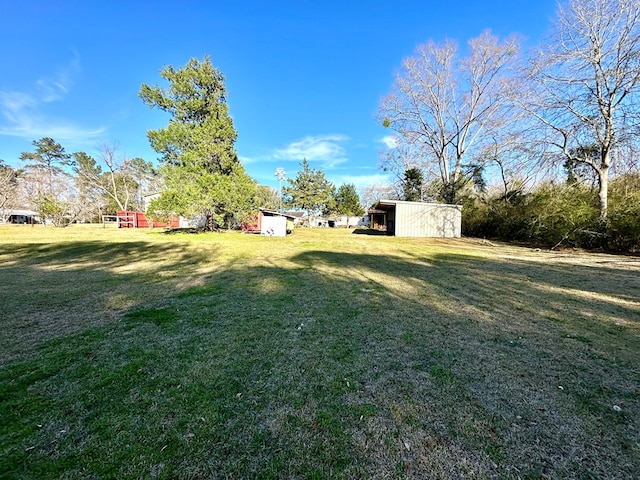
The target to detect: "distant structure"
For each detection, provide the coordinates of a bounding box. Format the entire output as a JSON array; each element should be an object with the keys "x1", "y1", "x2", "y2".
[
  {"x1": 115, "y1": 211, "x2": 179, "y2": 228},
  {"x1": 242, "y1": 209, "x2": 296, "y2": 236},
  {"x1": 368, "y1": 200, "x2": 461, "y2": 237}
]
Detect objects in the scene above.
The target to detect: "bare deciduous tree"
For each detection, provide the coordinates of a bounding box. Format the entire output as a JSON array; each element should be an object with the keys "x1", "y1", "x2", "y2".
[
  {"x1": 360, "y1": 183, "x2": 399, "y2": 208},
  {"x1": 72, "y1": 144, "x2": 157, "y2": 213},
  {"x1": 478, "y1": 119, "x2": 550, "y2": 201},
  {"x1": 378, "y1": 138, "x2": 430, "y2": 200},
  {"x1": 524, "y1": 0, "x2": 640, "y2": 220},
  {"x1": 0, "y1": 160, "x2": 21, "y2": 222},
  {"x1": 379, "y1": 30, "x2": 520, "y2": 204}
]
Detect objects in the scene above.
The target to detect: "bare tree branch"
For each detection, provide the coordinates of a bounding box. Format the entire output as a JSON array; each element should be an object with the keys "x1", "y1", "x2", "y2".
[
  {"x1": 379, "y1": 30, "x2": 520, "y2": 203},
  {"x1": 522, "y1": 0, "x2": 640, "y2": 219}
]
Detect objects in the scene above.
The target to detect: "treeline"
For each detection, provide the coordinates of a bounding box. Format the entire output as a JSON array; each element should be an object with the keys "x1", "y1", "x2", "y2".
[
  {"x1": 377, "y1": 0, "x2": 640, "y2": 252},
  {"x1": 462, "y1": 173, "x2": 640, "y2": 252},
  {"x1": 0, "y1": 139, "x2": 158, "y2": 226},
  {"x1": 0, "y1": 137, "x2": 364, "y2": 228}
]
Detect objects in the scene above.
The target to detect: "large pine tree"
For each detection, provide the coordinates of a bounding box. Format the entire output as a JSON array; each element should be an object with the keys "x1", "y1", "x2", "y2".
[{"x1": 139, "y1": 56, "x2": 255, "y2": 229}]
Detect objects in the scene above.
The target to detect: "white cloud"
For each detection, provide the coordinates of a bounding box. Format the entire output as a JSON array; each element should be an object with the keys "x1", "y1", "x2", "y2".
[
  {"x1": 0, "y1": 55, "x2": 105, "y2": 143},
  {"x1": 328, "y1": 172, "x2": 393, "y2": 189},
  {"x1": 0, "y1": 92, "x2": 36, "y2": 124},
  {"x1": 37, "y1": 54, "x2": 81, "y2": 103},
  {"x1": 0, "y1": 92, "x2": 104, "y2": 141},
  {"x1": 273, "y1": 134, "x2": 349, "y2": 168},
  {"x1": 381, "y1": 135, "x2": 399, "y2": 149}
]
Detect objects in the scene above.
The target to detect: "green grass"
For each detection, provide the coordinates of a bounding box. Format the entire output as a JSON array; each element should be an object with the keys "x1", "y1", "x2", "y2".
[{"x1": 0, "y1": 224, "x2": 639, "y2": 479}]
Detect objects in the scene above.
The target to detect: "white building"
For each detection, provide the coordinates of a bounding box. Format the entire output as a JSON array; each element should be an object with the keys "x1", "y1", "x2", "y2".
[{"x1": 368, "y1": 200, "x2": 462, "y2": 238}]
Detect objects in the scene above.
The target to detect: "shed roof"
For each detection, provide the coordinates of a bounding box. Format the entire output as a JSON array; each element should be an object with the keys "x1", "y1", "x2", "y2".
[
  {"x1": 372, "y1": 199, "x2": 461, "y2": 210},
  {"x1": 284, "y1": 211, "x2": 304, "y2": 218},
  {"x1": 7, "y1": 209, "x2": 38, "y2": 216},
  {"x1": 259, "y1": 208, "x2": 298, "y2": 219}
]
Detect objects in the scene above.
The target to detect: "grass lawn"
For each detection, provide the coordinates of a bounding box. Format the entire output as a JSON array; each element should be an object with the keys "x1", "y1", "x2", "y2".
[{"x1": 0, "y1": 224, "x2": 638, "y2": 479}]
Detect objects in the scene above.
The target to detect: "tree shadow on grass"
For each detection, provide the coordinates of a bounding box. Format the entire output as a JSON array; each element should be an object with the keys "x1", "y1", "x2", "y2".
[
  {"x1": 0, "y1": 240, "x2": 217, "y2": 363},
  {"x1": 0, "y1": 240, "x2": 204, "y2": 268},
  {"x1": 161, "y1": 227, "x2": 207, "y2": 235},
  {"x1": 351, "y1": 228, "x2": 389, "y2": 236},
  {"x1": 1, "y1": 246, "x2": 639, "y2": 479},
  {"x1": 285, "y1": 250, "x2": 640, "y2": 477}
]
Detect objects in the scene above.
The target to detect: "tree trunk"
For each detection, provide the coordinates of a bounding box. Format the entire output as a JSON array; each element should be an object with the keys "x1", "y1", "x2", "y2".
[
  {"x1": 204, "y1": 213, "x2": 214, "y2": 231},
  {"x1": 597, "y1": 165, "x2": 609, "y2": 221}
]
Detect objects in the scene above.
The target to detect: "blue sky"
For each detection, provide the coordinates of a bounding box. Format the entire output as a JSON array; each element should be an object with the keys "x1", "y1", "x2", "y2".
[{"x1": 1, "y1": 0, "x2": 559, "y2": 190}]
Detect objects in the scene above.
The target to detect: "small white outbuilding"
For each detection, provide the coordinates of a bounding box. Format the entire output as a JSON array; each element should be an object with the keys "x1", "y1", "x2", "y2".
[
  {"x1": 368, "y1": 200, "x2": 462, "y2": 238},
  {"x1": 258, "y1": 209, "x2": 296, "y2": 237}
]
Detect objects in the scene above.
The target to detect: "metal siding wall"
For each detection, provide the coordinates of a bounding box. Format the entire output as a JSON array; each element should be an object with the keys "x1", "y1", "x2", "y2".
[
  {"x1": 394, "y1": 204, "x2": 405, "y2": 236},
  {"x1": 395, "y1": 203, "x2": 461, "y2": 237},
  {"x1": 396, "y1": 203, "x2": 425, "y2": 237}
]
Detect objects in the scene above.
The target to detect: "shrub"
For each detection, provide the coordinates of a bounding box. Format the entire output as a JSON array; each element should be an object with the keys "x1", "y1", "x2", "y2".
[
  {"x1": 463, "y1": 183, "x2": 600, "y2": 248},
  {"x1": 607, "y1": 174, "x2": 640, "y2": 252},
  {"x1": 523, "y1": 182, "x2": 600, "y2": 248},
  {"x1": 462, "y1": 174, "x2": 640, "y2": 252}
]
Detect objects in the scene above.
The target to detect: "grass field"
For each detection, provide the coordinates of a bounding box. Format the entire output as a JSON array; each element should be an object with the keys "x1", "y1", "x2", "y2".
[{"x1": 0, "y1": 224, "x2": 639, "y2": 479}]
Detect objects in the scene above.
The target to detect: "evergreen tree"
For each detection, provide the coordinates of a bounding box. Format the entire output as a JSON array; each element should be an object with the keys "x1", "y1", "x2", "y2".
[
  {"x1": 139, "y1": 56, "x2": 255, "y2": 229},
  {"x1": 402, "y1": 168, "x2": 424, "y2": 201},
  {"x1": 333, "y1": 183, "x2": 364, "y2": 217},
  {"x1": 283, "y1": 159, "x2": 334, "y2": 216},
  {"x1": 20, "y1": 138, "x2": 76, "y2": 226},
  {"x1": 20, "y1": 137, "x2": 70, "y2": 196}
]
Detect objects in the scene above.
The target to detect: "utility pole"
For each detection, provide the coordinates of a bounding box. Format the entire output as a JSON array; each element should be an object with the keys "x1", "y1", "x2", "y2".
[{"x1": 275, "y1": 167, "x2": 286, "y2": 212}]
